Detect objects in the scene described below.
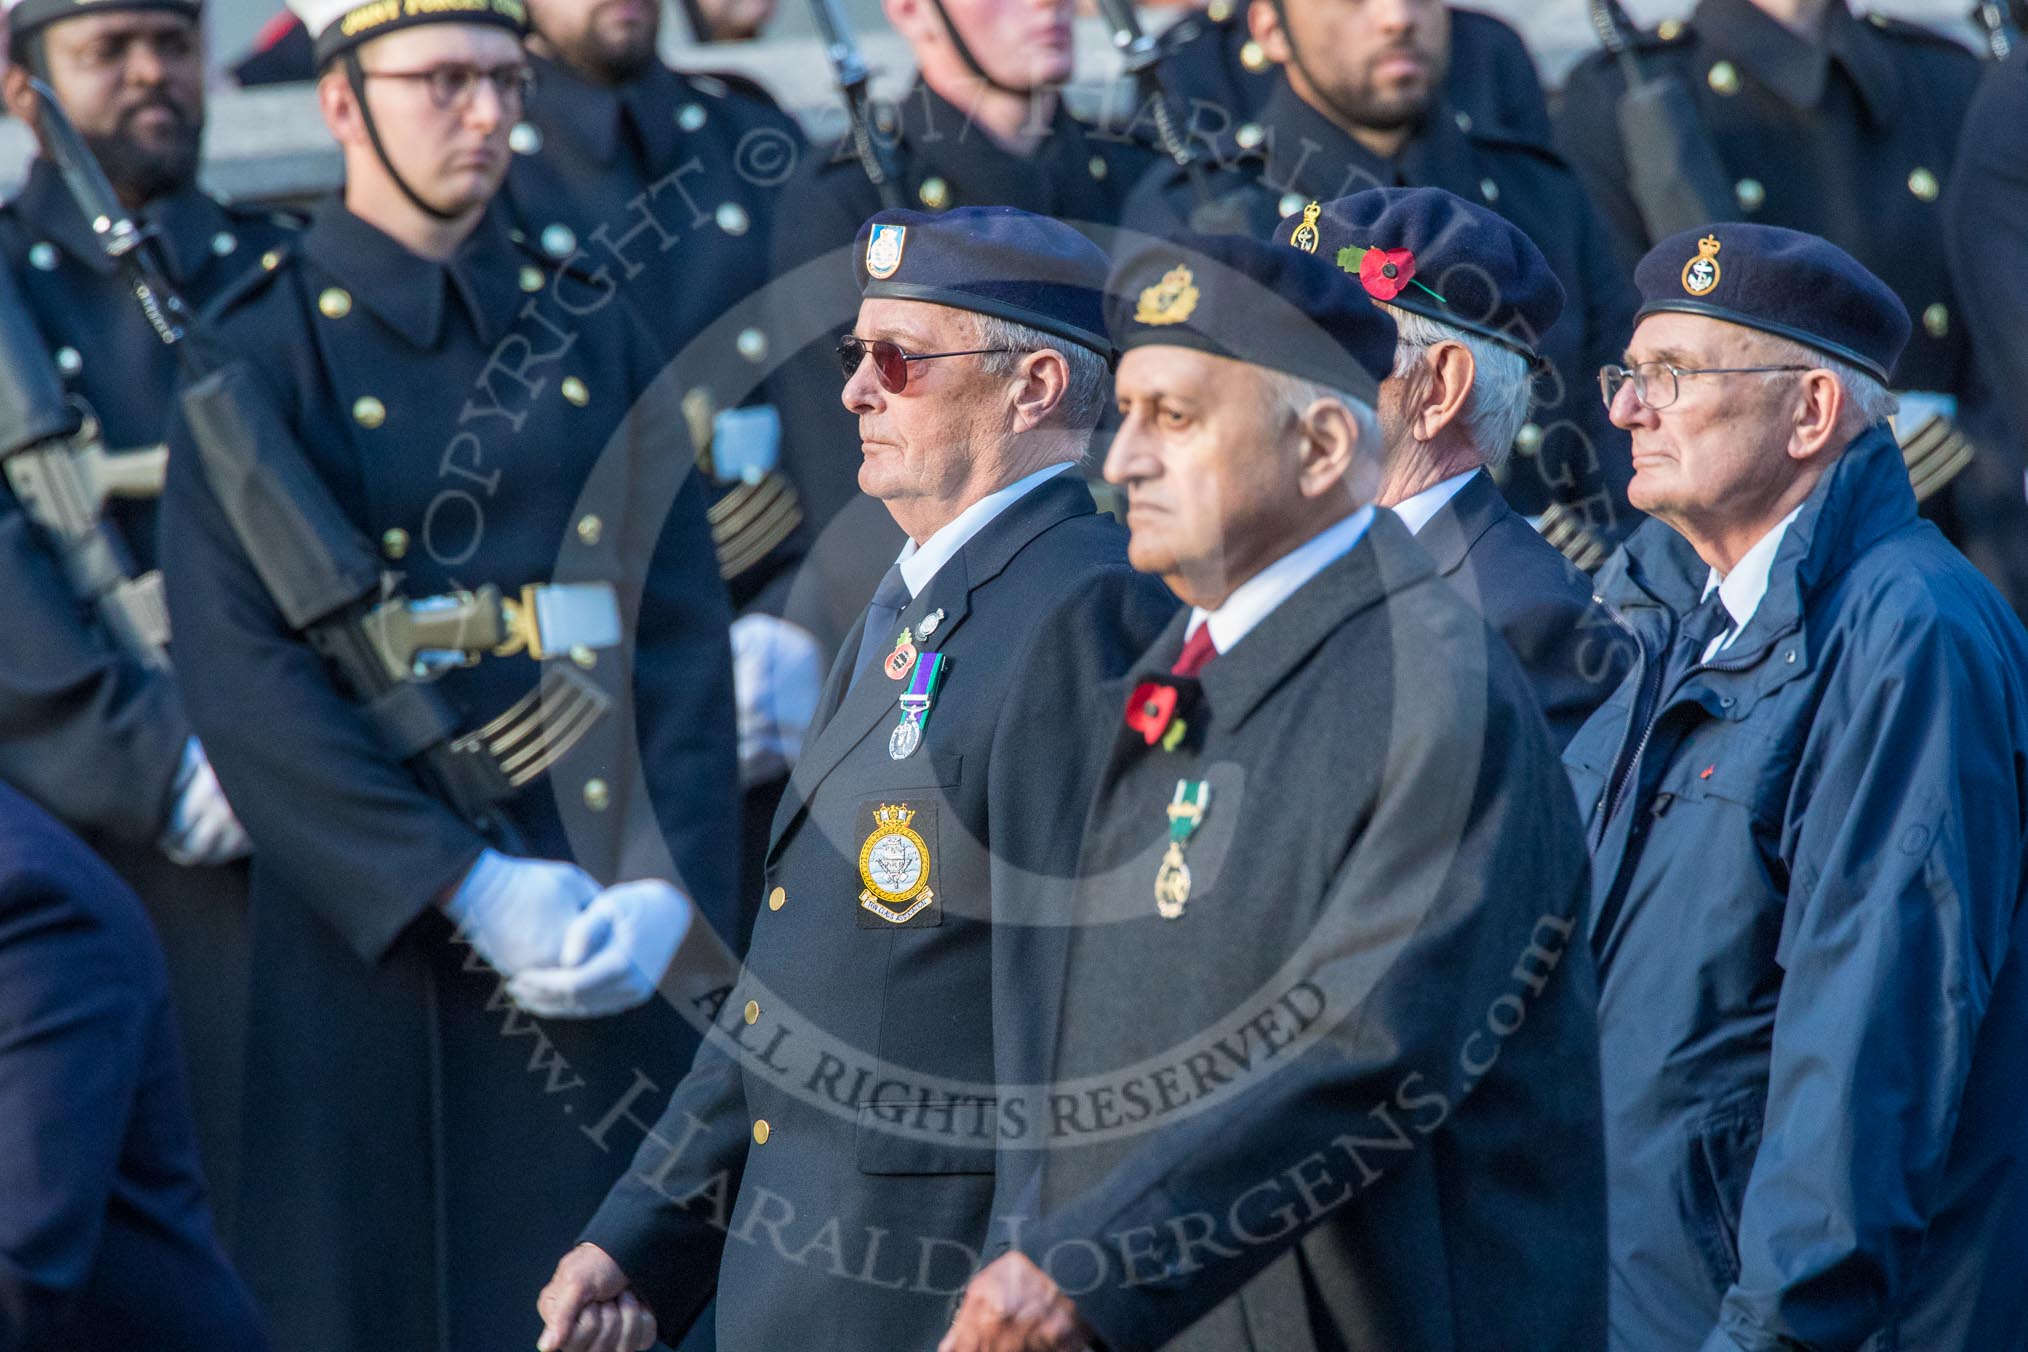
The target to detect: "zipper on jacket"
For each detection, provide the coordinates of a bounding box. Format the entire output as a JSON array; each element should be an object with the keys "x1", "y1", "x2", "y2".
[
  {"x1": 1593, "y1": 601, "x2": 1657, "y2": 850},
  {"x1": 1594, "y1": 608, "x2": 1768, "y2": 849}
]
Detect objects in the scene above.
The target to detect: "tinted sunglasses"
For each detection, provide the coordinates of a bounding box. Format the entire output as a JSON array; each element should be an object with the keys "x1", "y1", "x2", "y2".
[{"x1": 836, "y1": 335, "x2": 1027, "y2": 394}]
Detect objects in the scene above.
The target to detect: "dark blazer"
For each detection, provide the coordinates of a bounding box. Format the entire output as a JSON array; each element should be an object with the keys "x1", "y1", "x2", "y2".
[
  {"x1": 1016, "y1": 511, "x2": 1605, "y2": 1352},
  {"x1": 579, "y1": 472, "x2": 1179, "y2": 1352},
  {"x1": 0, "y1": 156, "x2": 288, "y2": 1237},
  {"x1": 1410, "y1": 469, "x2": 1634, "y2": 748},
  {"x1": 0, "y1": 782, "x2": 265, "y2": 1352},
  {"x1": 160, "y1": 202, "x2": 738, "y2": 1352}
]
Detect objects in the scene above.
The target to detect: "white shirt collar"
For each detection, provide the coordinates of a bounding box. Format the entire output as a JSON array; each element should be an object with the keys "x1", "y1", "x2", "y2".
[
  {"x1": 1700, "y1": 503, "x2": 1804, "y2": 657},
  {"x1": 1186, "y1": 506, "x2": 1376, "y2": 655},
  {"x1": 895, "y1": 461, "x2": 1073, "y2": 597},
  {"x1": 1388, "y1": 468, "x2": 1481, "y2": 537}
]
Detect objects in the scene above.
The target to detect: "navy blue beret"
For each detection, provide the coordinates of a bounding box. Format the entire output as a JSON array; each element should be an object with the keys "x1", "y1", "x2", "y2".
[
  {"x1": 9, "y1": 0, "x2": 200, "y2": 35},
  {"x1": 1634, "y1": 223, "x2": 1910, "y2": 384},
  {"x1": 1271, "y1": 187, "x2": 1565, "y2": 362},
  {"x1": 1105, "y1": 230, "x2": 1397, "y2": 402},
  {"x1": 853, "y1": 206, "x2": 1112, "y2": 358}
]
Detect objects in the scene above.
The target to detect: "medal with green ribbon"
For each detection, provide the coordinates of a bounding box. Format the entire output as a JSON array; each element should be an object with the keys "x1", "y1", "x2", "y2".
[
  {"x1": 1154, "y1": 779, "x2": 1212, "y2": 919},
  {"x1": 888, "y1": 651, "x2": 946, "y2": 760}
]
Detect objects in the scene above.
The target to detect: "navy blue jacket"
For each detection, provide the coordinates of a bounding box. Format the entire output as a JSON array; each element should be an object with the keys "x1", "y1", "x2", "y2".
[
  {"x1": 1564, "y1": 425, "x2": 2028, "y2": 1350},
  {"x1": 0, "y1": 783, "x2": 264, "y2": 1352}
]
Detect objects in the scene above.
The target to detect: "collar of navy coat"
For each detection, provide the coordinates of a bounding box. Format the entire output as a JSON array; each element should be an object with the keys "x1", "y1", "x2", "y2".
[
  {"x1": 1117, "y1": 509, "x2": 1438, "y2": 738},
  {"x1": 1205, "y1": 75, "x2": 1495, "y2": 204},
  {"x1": 772, "y1": 471, "x2": 1099, "y2": 847},
  {"x1": 1691, "y1": 0, "x2": 1901, "y2": 126},
  {"x1": 893, "y1": 78, "x2": 1108, "y2": 211},
  {"x1": 1408, "y1": 468, "x2": 1509, "y2": 578},
  {"x1": 14, "y1": 155, "x2": 244, "y2": 285},
  {"x1": 1599, "y1": 421, "x2": 1918, "y2": 692},
  {"x1": 300, "y1": 198, "x2": 527, "y2": 350},
  {"x1": 523, "y1": 53, "x2": 704, "y2": 171}
]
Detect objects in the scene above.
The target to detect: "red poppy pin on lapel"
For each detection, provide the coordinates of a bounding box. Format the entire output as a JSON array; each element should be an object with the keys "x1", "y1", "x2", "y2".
[{"x1": 1125, "y1": 682, "x2": 1189, "y2": 751}]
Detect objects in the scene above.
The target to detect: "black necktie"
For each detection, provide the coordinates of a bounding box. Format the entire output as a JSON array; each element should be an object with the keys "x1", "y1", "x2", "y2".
[
  {"x1": 1665, "y1": 591, "x2": 1735, "y2": 692},
  {"x1": 847, "y1": 564, "x2": 912, "y2": 695}
]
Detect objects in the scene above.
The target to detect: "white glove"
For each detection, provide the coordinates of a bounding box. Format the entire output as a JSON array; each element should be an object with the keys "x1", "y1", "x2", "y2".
[
  {"x1": 730, "y1": 613, "x2": 824, "y2": 787},
  {"x1": 159, "y1": 738, "x2": 252, "y2": 866},
  {"x1": 443, "y1": 848, "x2": 600, "y2": 978},
  {"x1": 507, "y1": 879, "x2": 693, "y2": 1019}
]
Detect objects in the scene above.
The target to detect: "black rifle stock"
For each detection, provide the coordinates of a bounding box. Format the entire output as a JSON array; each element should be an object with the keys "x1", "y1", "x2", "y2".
[
  {"x1": 26, "y1": 79, "x2": 529, "y2": 848},
  {"x1": 1093, "y1": 0, "x2": 1214, "y2": 208},
  {"x1": 0, "y1": 241, "x2": 172, "y2": 668},
  {"x1": 1586, "y1": 0, "x2": 1734, "y2": 242}
]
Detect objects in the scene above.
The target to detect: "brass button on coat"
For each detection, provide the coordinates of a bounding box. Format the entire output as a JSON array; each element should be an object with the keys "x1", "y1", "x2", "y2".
[{"x1": 352, "y1": 396, "x2": 386, "y2": 429}]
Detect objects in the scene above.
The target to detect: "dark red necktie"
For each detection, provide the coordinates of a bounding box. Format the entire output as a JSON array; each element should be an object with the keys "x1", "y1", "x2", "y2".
[{"x1": 1171, "y1": 623, "x2": 1219, "y2": 678}]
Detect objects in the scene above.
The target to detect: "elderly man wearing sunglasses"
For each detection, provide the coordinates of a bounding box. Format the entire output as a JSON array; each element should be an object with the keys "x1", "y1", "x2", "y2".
[{"x1": 535, "y1": 204, "x2": 1177, "y2": 1352}]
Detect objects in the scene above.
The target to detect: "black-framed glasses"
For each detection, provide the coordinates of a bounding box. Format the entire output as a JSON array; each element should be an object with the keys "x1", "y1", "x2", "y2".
[
  {"x1": 1599, "y1": 360, "x2": 1813, "y2": 411},
  {"x1": 359, "y1": 62, "x2": 536, "y2": 113},
  {"x1": 837, "y1": 336, "x2": 1028, "y2": 393}
]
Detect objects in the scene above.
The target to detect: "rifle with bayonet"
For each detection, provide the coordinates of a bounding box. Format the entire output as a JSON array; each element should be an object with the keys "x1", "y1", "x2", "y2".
[
  {"x1": 1585, "y1": 0, "x2": 1735, "y2": 243},
  {"x1": 0, "y1": 262, "x2": 174, "y2": 669},
  {"x1": 808, "y1": 0, "x2": 905, "y2": 209},
  {"x1": 23, "y1": 78, "x2": 622, "y2": 849},
  {"x1": 1092, "y1": 0, "x2": 1214, "y2": 209}
]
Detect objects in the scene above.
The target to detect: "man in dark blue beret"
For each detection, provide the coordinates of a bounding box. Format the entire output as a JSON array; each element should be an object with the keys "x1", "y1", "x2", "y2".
[
  {"x1": 536, "y1": 205, "x2": 1177, "y2": 1352},
  {"x1": 943, "y1": 228, "x2": 1605, "y2": 1352},
  {"x1": 1565, "y1": 221, "x2": 2028, "y2": 1351},
  {"x1": 1275, "y1": 185, "x2": 1633, "y2": 748}
]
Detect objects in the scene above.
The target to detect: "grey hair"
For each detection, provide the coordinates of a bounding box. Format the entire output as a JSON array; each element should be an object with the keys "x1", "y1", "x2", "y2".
[
  {"x1": 1381, "y1": 304, "x2": 1534, "y2": 468},
  {"x1": 1746, "y1": 332, "x2": 1900, "y2": 429},
  {"x1": 971, "y1": 313, "x2": 1112, "y2": 434},
  {"x1": 1255, "y1": 368, "x2": 1384, "y2": 466}
]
